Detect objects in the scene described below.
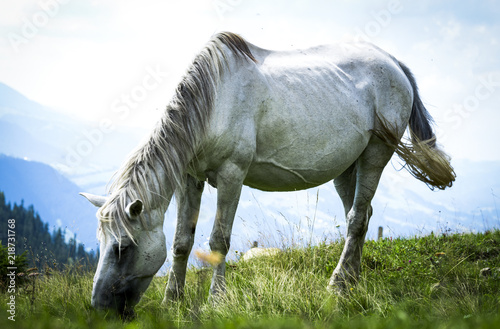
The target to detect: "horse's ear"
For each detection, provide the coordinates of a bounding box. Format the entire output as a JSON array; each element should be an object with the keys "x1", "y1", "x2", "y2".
[
  {"x1": 125, "y1": 199, "x2": 143, "y2": 219},
  {"x1": 80, "y1": 192, "x2": 107, "y2": 208}
]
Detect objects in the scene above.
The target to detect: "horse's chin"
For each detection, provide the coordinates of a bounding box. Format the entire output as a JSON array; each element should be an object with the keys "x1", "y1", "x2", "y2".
[{"x1": 92, "y1": 298, "x2": 137, "y2": 320}]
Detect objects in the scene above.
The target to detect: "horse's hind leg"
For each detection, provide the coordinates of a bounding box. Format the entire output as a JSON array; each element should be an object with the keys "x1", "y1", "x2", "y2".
[
  {"x1": 328, "y1": 137, "x2": 394, "y2": 291},
  {"x1": 163, "y1": 175, "x2": 204, "y2": 303}
]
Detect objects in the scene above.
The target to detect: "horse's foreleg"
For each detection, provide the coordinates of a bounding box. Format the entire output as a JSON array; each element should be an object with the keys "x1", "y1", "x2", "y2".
[
  {"x1": 329, "y1": 138, "x2": 393, "y2": 292},
  {"x1": 209, "y1": 161, "x2": 246, "y2": 298},
  {"x1": 163, "y1": 175, "x2": 204, "y2": 303}
]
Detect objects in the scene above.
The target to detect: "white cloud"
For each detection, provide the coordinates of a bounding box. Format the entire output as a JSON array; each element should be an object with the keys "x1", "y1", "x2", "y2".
[
  {"x1": 438, "y1": 18, "x2": 462, "y2": 41},
  {"x1": 384, "y1": 215, "x2": 419, "y2": 229}
]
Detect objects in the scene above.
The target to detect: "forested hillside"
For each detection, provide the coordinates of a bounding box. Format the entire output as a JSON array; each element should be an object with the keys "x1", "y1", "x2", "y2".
[
  {"x1": 0, "y1": 191, "x2": 97, "y2": 269},
  {"x1": 0, "y1": 155, "x2": 100, "y2": 248}
]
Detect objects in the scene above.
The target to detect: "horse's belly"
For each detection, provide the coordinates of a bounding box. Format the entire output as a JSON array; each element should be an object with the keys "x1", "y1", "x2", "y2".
[
  {"x1": 245, "y1": 102, "x2": 371, "y2": 191},
  {"x1": 244, "y1": 162, "x2": 341, "y2": 191},
  {"x1": 244, "y1": 137, "x2": 366, "y2": 191}
]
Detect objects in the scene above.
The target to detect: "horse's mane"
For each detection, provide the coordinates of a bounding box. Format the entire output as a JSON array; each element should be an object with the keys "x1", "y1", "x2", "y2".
[{"x1": 97, "y1": 32, "x2": 256, "y2": 242}]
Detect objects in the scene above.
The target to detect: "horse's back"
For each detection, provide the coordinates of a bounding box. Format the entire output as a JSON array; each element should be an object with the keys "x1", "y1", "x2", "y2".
[{"x1": 251, "y1": 41, "x2": 412, "y2": 114}]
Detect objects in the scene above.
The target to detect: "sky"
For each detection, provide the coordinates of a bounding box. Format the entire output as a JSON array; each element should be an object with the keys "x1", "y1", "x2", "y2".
[{"x1": 1, "y1": 0, "x2": 499, "y2": 163}]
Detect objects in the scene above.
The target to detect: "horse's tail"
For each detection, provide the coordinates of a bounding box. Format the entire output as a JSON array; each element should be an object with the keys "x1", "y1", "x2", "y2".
[{"x1": 372, "y1": 61, "x2": 456, "y2": 190}]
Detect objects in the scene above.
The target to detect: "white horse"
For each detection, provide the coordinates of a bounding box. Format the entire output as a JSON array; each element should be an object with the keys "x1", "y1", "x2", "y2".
[{"x1": 81, "y1": 32, "x2": 455, "y2": 317}]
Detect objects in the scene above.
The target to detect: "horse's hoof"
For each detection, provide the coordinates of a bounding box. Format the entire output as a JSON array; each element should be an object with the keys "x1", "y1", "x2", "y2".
[
  {"x1": 328, "y1": 273, "x2": 352, "y2": 295},
  {"x1": 163, "y1": 288, "x2": 184, "y2": 305},
  {"x1": 327, "y1": 282, "x2": 347, "y2": 295}
]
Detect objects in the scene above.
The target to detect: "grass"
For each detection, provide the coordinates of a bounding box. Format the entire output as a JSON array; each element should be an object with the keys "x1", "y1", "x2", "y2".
[{"x1": 1, "y1": 230, "x2": 499, "y2": 328}]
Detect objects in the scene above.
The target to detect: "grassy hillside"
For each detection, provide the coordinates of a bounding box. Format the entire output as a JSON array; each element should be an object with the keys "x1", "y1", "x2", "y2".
[{"x1": 1, "y1": 230, "x2": 499, "y2": 328}]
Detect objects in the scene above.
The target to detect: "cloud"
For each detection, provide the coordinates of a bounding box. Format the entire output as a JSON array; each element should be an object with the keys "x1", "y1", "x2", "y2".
[
  {"x1": 438, "y1": 17, "x2": 462, "y2": 41},
  {"x1": 384, "y1": 215, "x2": 420, "y2": 229}
]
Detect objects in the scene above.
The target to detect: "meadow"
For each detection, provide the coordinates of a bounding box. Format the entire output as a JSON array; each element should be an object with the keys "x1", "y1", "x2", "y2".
[{"x1": 1, "y1": 229, "x2": 499, "y2": 329}]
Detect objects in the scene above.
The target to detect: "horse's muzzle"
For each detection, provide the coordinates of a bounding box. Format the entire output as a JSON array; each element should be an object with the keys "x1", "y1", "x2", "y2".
[{"x1": 91, "y1": 275, "x2": 147, "y2": 319}]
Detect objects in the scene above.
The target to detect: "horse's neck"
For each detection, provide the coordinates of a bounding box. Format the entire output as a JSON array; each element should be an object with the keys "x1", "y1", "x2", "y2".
[{"x1": 137, "y1": 158, "x2": 174, "y2": 214}]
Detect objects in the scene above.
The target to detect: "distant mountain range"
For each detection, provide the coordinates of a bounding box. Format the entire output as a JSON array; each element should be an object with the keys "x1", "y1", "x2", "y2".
[
  {"x1": 0, "y1": 82, "x2": 145, "y2": 191},
  {"x1": 0, "y1": 81, "x2": 146, "y2": 249},
  {"x1": 0, "y1": 155, "x2": 99, "y2": 250},
  {"x1": 0, "y1": 81, "x2": 499, "y2": 263}
]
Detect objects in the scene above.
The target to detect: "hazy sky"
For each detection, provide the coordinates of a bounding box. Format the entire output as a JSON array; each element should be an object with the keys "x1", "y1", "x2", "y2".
[{"x1": 1, "y1": 0, "x2": 499, "y2": 164}]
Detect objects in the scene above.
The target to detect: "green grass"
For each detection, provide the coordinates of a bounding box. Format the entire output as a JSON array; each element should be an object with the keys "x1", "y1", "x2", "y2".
[{"x1": 1, "y1": 230, "x2": 499, "y2": 328}]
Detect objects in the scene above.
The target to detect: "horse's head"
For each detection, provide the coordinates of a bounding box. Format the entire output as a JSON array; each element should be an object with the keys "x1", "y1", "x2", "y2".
[{"x1": 81, "y1": 192, "x2": 167, "y2": 318}]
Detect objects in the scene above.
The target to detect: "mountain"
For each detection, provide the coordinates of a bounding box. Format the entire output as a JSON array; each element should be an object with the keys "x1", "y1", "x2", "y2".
[
  {"x1": 0, "y1": 81, "x2": 148, "y2": 251},
  {"x1": 0, "y1": 155, "x2": 99, "y2": 250},
  {"x1": 0, "y1": 82, "x2": 146, "y2": 186},
  {"x1": 369, "y1": 158, "x2": 500, "y2": 237},
  {"x1": 0, "y1": 82, "x2": 82, "y2": 164}
]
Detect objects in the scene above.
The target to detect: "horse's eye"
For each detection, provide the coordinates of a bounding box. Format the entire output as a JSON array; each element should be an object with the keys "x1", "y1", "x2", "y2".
[{"x1": 114, "y1": 245, "x2": 128, "y2": 257}]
